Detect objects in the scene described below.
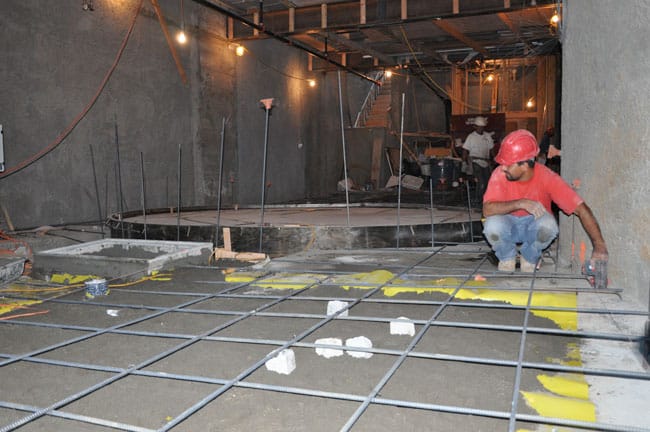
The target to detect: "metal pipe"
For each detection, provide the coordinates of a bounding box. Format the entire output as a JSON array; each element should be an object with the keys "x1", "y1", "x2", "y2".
[
  {"x1": 337, "y1": 70, "x2": 351, "y2": 228},
  {"x1": 114, "y1": 122, "x2": 125, "y2": 238},
  {"x1": 396, "y1": 92, "x2": 405, "y2": 248},
  {"x1": 508, "y1": 276, "x2": 536, "y2": 432},
  {"x1": 259, "y1": 100, "x2": 273, "y2": 252},
  {"x1": 191, "y1": 0, "x2": 380, "y2": 86},
  {"x1": 139, "y1": 152, "x2": 147, "y2": 240},
  {"x1": 88, "y1": 144, "x2": 105, "y2": 238},
  {"x1": 176, "y1": 143, "x2": 182, "y2": 241},
  {"x1": 465, "y1": 179, "x2": 474, "y2": 241},
  {"x1": 213, "y1": 117, "x2": 227, "y2": 248},
  {"x1": 429, "y1": 176, "x2": 435, "y2": 249}
]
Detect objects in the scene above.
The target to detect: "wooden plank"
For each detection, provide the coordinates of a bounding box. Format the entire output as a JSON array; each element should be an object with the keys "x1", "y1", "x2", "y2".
[
  {"x1": 321, "y1": 3, "x2": 327, "y2": 29},
  {"x1": 223, "y1": 227, "x2": 231, "y2": 251},
  {"x1": 360, "y1": 0, "x2": 366, "y2": 24},
  {"x1": 401, "y1": 0, "x2": 407, "y2": 20}
]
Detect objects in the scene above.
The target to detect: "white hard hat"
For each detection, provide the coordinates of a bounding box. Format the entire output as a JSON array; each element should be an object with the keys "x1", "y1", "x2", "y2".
[{"x1": 474, "y1": 116, "x2": 488, "y2": 127}]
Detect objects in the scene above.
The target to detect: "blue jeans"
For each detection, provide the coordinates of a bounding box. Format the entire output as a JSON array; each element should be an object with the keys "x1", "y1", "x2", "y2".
[{"x1": 483, "y1": 213, "x2": 558, "y2": 263}]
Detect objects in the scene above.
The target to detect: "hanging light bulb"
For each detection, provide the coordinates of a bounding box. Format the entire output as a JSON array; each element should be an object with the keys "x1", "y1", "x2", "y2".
[
  {"x1": 235, "y1": 45, "x2": 245, "y2": 56},
  {"x1": 308, "y1": 79, "x2": 316, "y2": 88},
  {"x1": 550, "y1": 9, "x2": 560, "y2": 25},
  {"x1": 385, "y1": 70, "x2": 393, "y2": 78},
  {"x1": 526, "y1": 98, "x2": 535, "y2": 109},
  {"x1": 176, "y1": 0, "x2": 187, "y2": 45}
]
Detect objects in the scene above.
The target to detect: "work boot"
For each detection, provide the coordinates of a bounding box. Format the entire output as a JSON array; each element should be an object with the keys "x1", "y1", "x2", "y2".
[
  {"x1": 520, "y1": 257, "x2": 539, "y2": 273},
  {"x1": 497, "y1": 259, "x2": 516, "y2": 272}
]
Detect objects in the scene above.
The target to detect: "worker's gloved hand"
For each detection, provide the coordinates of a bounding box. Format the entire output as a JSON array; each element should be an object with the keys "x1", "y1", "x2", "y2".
[{"x1": 583, "y1": 257, "x2": 608, "y2": 290}]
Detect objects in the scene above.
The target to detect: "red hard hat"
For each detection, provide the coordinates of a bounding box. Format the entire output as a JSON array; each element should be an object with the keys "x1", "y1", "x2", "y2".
[{"x1": 495, "y1": 129, "x2": 539, "y2": 165}]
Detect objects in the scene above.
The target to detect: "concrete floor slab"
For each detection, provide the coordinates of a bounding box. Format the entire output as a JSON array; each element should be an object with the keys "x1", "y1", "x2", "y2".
[{"x1": 1, "y1": 230, "x2": 648, "y2": 431}]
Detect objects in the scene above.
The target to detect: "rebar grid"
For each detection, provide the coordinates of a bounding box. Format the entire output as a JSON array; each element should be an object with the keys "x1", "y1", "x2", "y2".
[{"x1": 1, "y1": 248, "x2": 648, "y2": 432}]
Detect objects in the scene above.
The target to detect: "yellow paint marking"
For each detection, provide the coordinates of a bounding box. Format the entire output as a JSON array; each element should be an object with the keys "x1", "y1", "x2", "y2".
[
  {"x1": 226, "y1": 270, "x2": 577, "y2": 330},
  {"x1": 537, "y1": 373, "x2": 590, "y2": 400},
  {"x1": 521, "y1": 391, "x2": 595, "y2": 422},
  {"x1": 50, "y1": 273, "x2": 98, "y2": 285},
  {"x1": 0, "y1": 299, "x2": 42, "y2": 316}
]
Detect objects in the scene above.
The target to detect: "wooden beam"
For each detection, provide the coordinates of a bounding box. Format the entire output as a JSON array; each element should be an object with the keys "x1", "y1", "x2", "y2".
[
  {"x1": 150, "y1": 0, "x2": 187, "y2": 85},
  {"x1": 253, "y1": 11, "x2": 259, "y2": 36},
  {"x1": 504, "y1": 0, "x2": 511, "y2": 8},
  {"x1": 401, "y1": 0, "x2": 407, "y2": 20},
  {"x1": 453, "y1": 0, "x2": 459, "y2": 14},
  {"x1": 321, "y1": 3, "x2": 327, "y2": 29},
  {"x1": 433, "y1": 19, "x2": 488, "y2": 55},
  {"x1": 289, "y1": 7, "x2": 295, "y2": 32},
  {"x1": 227, "y1": 17, "x2": 234, "y2": 39},
  {"x1": 360, "y1": 0, "x2": 366, "y2": 24}
]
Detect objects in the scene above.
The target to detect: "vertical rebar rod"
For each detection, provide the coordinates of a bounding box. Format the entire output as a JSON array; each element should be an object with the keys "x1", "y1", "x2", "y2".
[
  {"x1": 337, "y1": 70, "x2": 351, "y2": 228},
  {"x1": 465, "y1": 180, "x2": 474, "y2": 242},
  {"x1": 139, "y1": 152, "x2": 147, "y2": 240},
  {"x1": 259, "y1": 106, "x2": 271, "y2": 253},
  {"x1": 507, "y1": 277, "x2": 537, "y2": 432},
  {"x1": 429, "y1": 177, "x2": 435, "y2": 249},
  {"x1": 177, "y1": 143, "x2": 182, "y2": 241},
  {"x1": 396, "y1": 92, "x2": 405, "y2": 248},
  {"x1": 114, "y1": 122, "x2": 125, "y2": 238},
  {"x1": 88, "y1": 144, "x2": 105, "y2": 238},
  {"x1": 214, "y1": 117, "x2": 227, "y2": 249}
]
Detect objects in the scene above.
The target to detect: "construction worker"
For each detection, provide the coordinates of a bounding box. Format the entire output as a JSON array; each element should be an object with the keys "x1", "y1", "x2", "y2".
[
  {"x1": 461, "y1": 116, "x2": 495, "y2": 204},
  {"x1": 481, "y1": 129, "x2": 608, "y2": 288}
]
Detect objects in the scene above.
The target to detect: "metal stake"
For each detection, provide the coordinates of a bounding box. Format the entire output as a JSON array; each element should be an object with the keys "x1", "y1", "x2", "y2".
[
  {"x1": 214, "y1": 117, "x2": 227, "y2": 249},
  {"x1": 259, "y1": 98, "x2": 274, "y2": 253},
  {"x1": 465, "y1": 180, "x2": 474, "y2": 242},
  {"x1": 139, "y1": 152, "x2": 147, "y2": 240},
  {"x1": 396, "y1": 92, "x2": 405, "y2": 248},
  {"x1": 114, "y1": 122, "x2": 125, "y2": 238},
  {"x1": 88, "y1": 144, "x2": 105, "y2": 238},
  {"x1": 429, "y1": 177, "x2": 435, "y2": 249},
  {"x1": 337, "y1": 70, "x2": 351, "y2": 228},
  {"x1": 177, "y1": 143, "x2": 182, "y2": 241}
]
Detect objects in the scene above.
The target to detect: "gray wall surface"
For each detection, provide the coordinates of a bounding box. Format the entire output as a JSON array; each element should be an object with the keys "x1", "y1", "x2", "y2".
[
  {"x1": 561, "y1": 0, "x2": 650, "y2": 305},
  {"x1": 0, "y1": 1, "x2": 220, "y2": 228}
]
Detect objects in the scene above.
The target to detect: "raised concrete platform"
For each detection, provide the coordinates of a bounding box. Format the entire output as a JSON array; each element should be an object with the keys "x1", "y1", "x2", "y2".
[
  {"x1": 0, "y1": 257, "x2": 25, "y2": 287},
  {"x1": 32, "y1": 239, "x2": 212, "y2": 281},
  {"x1": 108, "y1": 204, "x2": 483, "y2": 257}
]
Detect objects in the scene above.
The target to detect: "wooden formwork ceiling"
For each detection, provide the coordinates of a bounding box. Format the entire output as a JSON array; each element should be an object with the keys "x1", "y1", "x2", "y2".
[{"x1": 208, "y1": 0, "x2": 561, "y2": 71}]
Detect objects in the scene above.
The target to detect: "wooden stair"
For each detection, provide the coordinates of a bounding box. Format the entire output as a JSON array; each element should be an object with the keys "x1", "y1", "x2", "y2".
[{"x1": 362, "y1": 81, "x2": 392, "y2": 128}]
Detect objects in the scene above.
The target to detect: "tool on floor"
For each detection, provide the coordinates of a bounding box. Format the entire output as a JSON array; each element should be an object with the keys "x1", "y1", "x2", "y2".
[{"x1": 582, "y1": 260, "x2": 608, "y2": 290}]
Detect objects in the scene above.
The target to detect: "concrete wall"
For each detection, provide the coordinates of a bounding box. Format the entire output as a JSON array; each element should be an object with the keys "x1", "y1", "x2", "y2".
[
  {"x1": 562, "y1": 0, "x2": 650, "y2": 305},
  {"x1": 0, "y1": 0, "x2": 234, "y2": 228}
]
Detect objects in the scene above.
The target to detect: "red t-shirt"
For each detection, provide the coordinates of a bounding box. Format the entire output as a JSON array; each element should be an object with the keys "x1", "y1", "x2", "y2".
[{"x1": 483, "y1": 163, "x2": 583, "y2": 217}]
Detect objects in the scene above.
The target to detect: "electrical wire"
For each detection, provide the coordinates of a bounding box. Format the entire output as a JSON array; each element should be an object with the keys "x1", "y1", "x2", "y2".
[{"x1": 0, "y1": 0, "x2": 145, "y2": 179}]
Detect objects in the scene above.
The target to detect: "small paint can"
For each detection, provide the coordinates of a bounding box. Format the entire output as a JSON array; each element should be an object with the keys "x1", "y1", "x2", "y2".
[{"x1": 85, "y1": 278, "x2": 109, "y2": 298}]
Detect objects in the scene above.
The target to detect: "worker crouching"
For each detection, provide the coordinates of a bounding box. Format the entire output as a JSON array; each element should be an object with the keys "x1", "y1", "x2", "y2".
[{"x1": 481, "y1": 129, "x2": 609, "y2": 289}]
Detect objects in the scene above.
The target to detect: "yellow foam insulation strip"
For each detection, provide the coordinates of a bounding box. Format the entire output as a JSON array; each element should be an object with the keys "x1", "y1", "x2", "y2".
[
  {"x1": 227, "y1": 269, "x2": 577, "y2": 330},
  {"x1": 0, "y1": 299, "x2": 42, "y2": 316}
]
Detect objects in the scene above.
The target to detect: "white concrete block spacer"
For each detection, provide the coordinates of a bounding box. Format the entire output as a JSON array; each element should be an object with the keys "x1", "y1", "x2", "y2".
[
  {"x1": 265, "y1": 349, "x2": 296, "y2": 375},
  {"x1": 345, "y1": 336, "x2": 373, "y2": 359},
  {"x1": 327, "y1": 300, "x2": 349, "y2": 317},
  {"x1": 390, "y1": 316, "x2": 415, "y2": 336},
  {"x1": 314, "y1": 337, "x2": 344, "y2": 358}
]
